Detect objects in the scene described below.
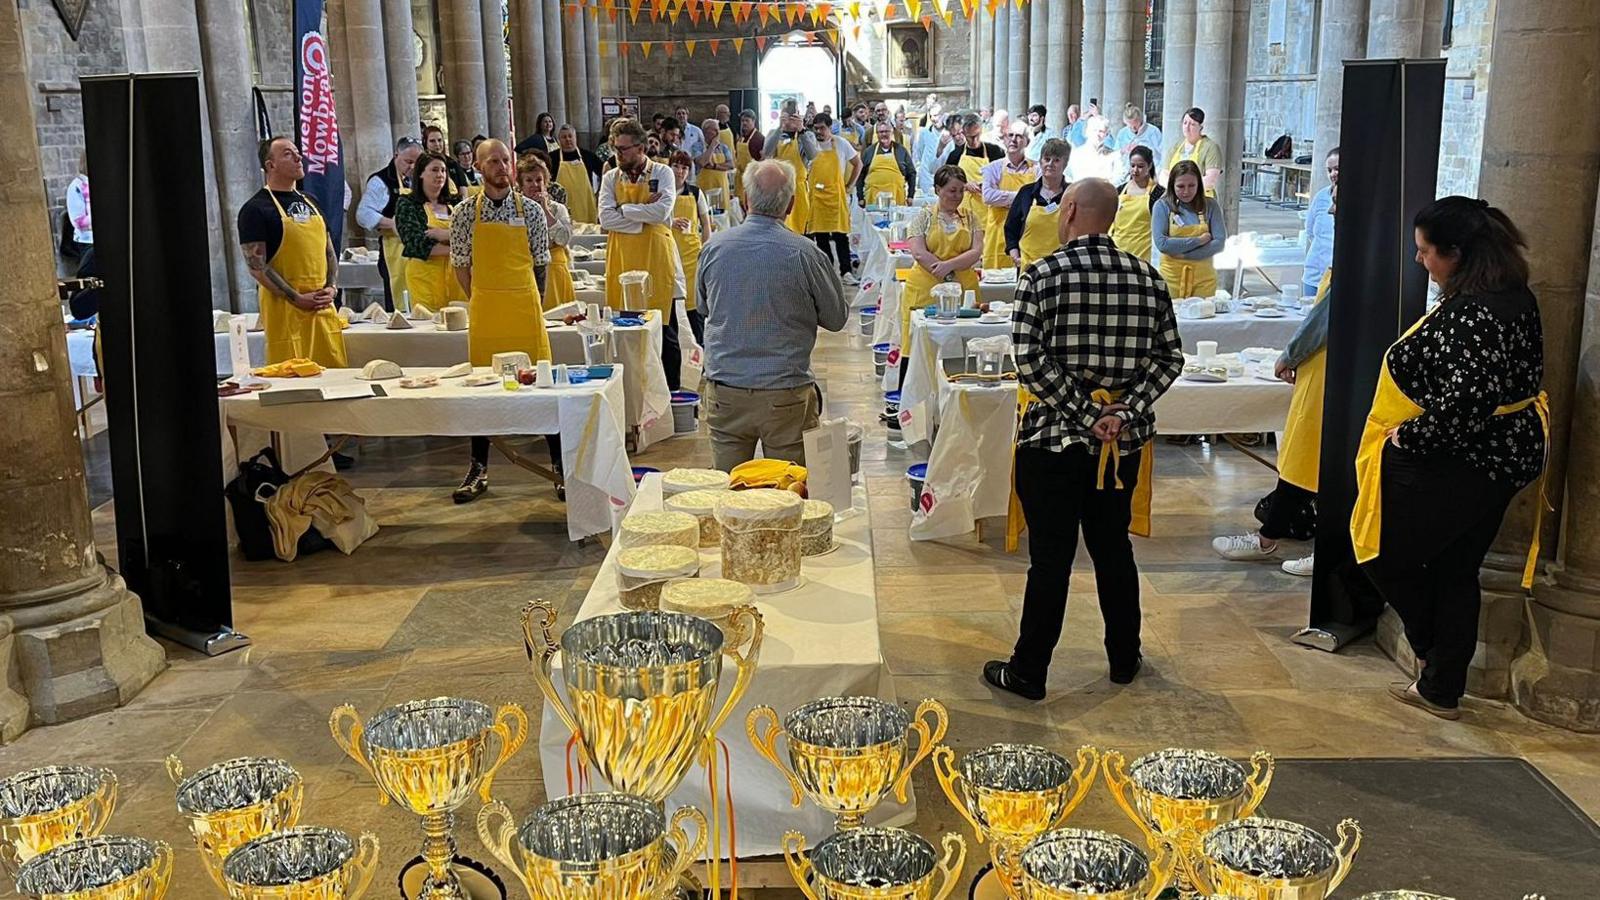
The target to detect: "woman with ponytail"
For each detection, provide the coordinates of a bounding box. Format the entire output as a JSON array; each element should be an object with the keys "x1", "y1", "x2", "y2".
[{"x1": 1352, "y1": 195, "x2": 1547, "y2": 721}]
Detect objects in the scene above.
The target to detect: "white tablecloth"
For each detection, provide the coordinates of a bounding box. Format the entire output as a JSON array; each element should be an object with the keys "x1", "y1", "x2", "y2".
[
  {"x1": 537, "y1": 476, "x2": 912, "y2": 856},
  {"x1": 1174, "y1": 311, "x2": 1304, "y2": 353},
  {"x1": 221, "y1": 367, "x2": 635, "y2": 541}
]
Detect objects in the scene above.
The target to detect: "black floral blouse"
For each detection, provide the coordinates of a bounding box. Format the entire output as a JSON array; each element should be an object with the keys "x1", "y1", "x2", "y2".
[{"x1": 1388, "y1": 286, "x2": 1545, "y2": 488}]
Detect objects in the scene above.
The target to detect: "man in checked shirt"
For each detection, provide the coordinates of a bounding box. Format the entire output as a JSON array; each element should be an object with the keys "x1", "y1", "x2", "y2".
[{"x1": 984, "y1": 178, "x2": 1184, "y2": 700}]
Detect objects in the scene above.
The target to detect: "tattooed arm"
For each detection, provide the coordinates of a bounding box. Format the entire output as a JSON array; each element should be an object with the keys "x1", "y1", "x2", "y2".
[{"x1": 242, "y1": 241, "x2": 330, "y2": 310}]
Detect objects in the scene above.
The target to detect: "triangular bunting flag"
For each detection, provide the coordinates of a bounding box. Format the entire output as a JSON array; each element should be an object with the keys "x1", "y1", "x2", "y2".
[
  {"x1": 664, "y1": 40, "x2": 674, "y2": 56},
  {"x1": 667, "y1": 4, "x2": 680, "y2": 21},
  {"x1": 851, "y1": 23, "x2": 859, "y2": 39},
  {"x1": 883, "y1": 1, "x2": 896, "y2": 16},
  {"x1": 688, "y1": 0, "x2": 701, "y2": 22},
  {"x1": 755, "y1": 35, "x2": 768, "y2": 51},
  {"x1": 640, "y1": 40, "x2": 653, "y2": 57},
  {"x1": 651, "y1": 0, "x2": 662, "y2": 20},
  {"x1": 732, "y1": 36, "x2": 746, "y2": 52},
  {"x1": 757, "y1": 2, "x2": 771, "y2": 24},
  {"x1": 566, "y1": 2, "x2": 578, "y2": 17},
  {"x1": 709, "y1": 38, "x2": 721, "y2": 54},
  {"x1": 921, "y1": 14, "x2": 931, "y2": 28},
  {"x1": 904, "y1": 0, "x2": 920, "y2": 19},
  {"x1": 814, "y1": 2, "x2": 832, "y2": 22},
  {"x1": 709, "y1": 0, "x2": 725, "y2": 22},
  {"x1": 847, "y1": 0, "x2": 859, "y2": 18},
  {"x1": 958, "y1": 0, "x2": 972, "y2": 16},
  {"x1": 823, "y1": 28, "x2": 836, "y2": 46},
  {"x1": 986, "y1": 0, "x2": 1001, "y2": 15},
  {"x1": 789, "y1": 2, "x2": 805, "y2": 24},
  {"x1": 627, "y1": 0, "x2": 645, "y2": 19},
  {"x1": 619, "y1": 41, "x2": 629, "y2": 56},
  {"x1": 685, "y1": 39, "x2": 697, "y2": 55},
  {"x1": 608, "y1": 6, "x2": 618, "y2": 18},
  {"x1": 940, "y1": 6, "x2": 952, "y2": 25},
  {"x1": 588, "y1": 4, "x2": 598, "y2": 15}
]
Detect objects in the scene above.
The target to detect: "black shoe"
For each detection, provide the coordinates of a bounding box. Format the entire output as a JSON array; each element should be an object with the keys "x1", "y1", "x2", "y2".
[
  {"x1": 555, "y1": 483, "x2": 566, "y2": 502},
  {"x1": 983, "y1": 660, "x2": 1045, "y2": 701},
  {"x1": 331, "y1": 451, "x2": 355, "y2": 471},
  {"x1": 1110, "y1": 655, "x2": 1143, "y2": 685},
  {"x1": 453, "y1": 463, "x2": 488, "y2": 504}
]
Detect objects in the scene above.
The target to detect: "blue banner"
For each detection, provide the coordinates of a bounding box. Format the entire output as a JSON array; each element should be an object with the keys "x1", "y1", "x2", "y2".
[{"x1": 292, "y1": 0, "x2": 344, "y2": 252}]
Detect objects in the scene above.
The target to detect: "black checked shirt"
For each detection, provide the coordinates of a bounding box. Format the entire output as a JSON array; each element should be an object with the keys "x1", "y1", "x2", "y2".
[{"x1": 1013, "y1": 233, "x2": 1183, "y2": 453}]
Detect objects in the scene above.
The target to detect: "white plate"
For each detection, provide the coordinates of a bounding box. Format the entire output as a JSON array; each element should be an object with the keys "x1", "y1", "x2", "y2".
[
  {"x1": 1254, "y1": 308, "x2": 1286, "y2": 318},
  {"x1": 978, "y1": 313, "x2": 1008, "y2": 324},
  {"x1": 462, "y1": 374, "x2": 501, "y2": 387}
]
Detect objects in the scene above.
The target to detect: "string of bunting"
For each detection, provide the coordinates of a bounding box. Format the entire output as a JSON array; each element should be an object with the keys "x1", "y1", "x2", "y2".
[
  {"x1": 599, "y1": 27, "x2": 847, "y2": 57},
  {"x1": 560, "y1": 0, "x2": 1024, "y2": 27}
]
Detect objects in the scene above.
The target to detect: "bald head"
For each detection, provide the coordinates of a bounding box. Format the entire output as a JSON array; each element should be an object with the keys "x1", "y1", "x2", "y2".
[{"x1": 1059, "y1": 178, "x2": 1119, "y2": 243}]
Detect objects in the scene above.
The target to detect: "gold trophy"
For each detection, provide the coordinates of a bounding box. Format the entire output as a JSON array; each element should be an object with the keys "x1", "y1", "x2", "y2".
[
  {"x1": 166, "y1": 755, "x2": 304, "y2": 891},
  {"x1": 934, "y1": 744, "x2": 1099, "y2": 899},
  {"x1": 782, "y1": 826, "x2": 967, "y2": 900},
  {"x1": 329, "y1": 697, "x2": 527, "y2": 899},
  {"x1": 1016, "y1": 829, "x2": 1175, "y2": 900},
  {"x1": 0, "y1": 766, "x2": 118, "y2": 876},
  {"x1": 1356, "y1": 893, "x2": 1453, "y2": 899},
  {"x1": 523, "y1": 602, "x2": 763, "y2": 802},
  {"x1": 476, "y1": 792, "x2": 706, "y2": 899},
  {"x1": 221, "y1": 826, "x2": 380, "y2": 899},
  {"x1": 1181, "y1": 816, "x2": 1361, "y2": 900},
  {"x1": 748, "y1": 696, "x2": 948, "y2": 830},
  {"x1": 1102, "y1": 748, "x2": 1273, "y2": 898},
  {"x1": 13, "y1": 835, "x2": 172, "y2": 899}
]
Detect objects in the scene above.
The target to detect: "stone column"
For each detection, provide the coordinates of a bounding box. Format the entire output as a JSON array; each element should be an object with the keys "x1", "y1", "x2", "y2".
[
  {"x1": 1162, "y1": 0, "x2": 1196, "y2": 133},
  {"x1": 382, "y1": 0, "x2": 422, "y2": 140},
  {"x1": 542, "y1": 0, "x2": 567, "y2": 128},
  {"x1": 1029, "y1": 0, "x2": 1048, "y2": 116},
  {"x1": 0, "y1": 0, "x2": 166, "y2": 736},
  {"x1": 1007, "y1": 2, "x2": 1029, "y2": 115},
  {"x1": 993, "y1": 5, "x2": 1011, "y2": 116},
  {"x1": 1103, "y1": 0, "x2": 1141, "y2": 125},
  {"x1": 584, "y1": 11, "x2": 602, "y2": 144},
  {"x1": 975, "y1": 12, "x2": 992, "y2": 111},
  {"x1": 1065, "y1": 0, "x2": 1083, "y2": 119},
  {"x1": 480, "y1": 0, "x2": 510, "y2": 140},
  {"x1": 1081, "y1": 0, "x2": 1106, "y2": 109},
  {"x1": 1221, "y1": 0, "x2": 1250, "y2": 232},
  {"x1": 507, "y1": 0, "x2": 538, "y2": 136},
  {"x1": 341, "y1": 0, "x2": 396, "y2": 180},
  {"x1": 327, "y1": 0, "x2": 361, "y2": 243},
  {"x1": 1045, "y1": 0, "x2": 1070, "y2": 130},
  {"x1": 563, "y1": 8, "x2": 588, "y2": 143},
  {"x1": 195, "y1": 0, "x2": 261, "y2": 300},
  {"x1": 1366, "y1": 0, "x2": 1424, "y2": 59},
  {"x1": 439, "y1": 0, "x2": 489, "y2": 140},
  {"x1": 1311, "y1": 0, "x2": 1367, "y2": 196},
  {"x1": 1191, "y1": 0, "x2": 1232, "y2": 213},
  {"x1": 1420, "y1": 0, "x2": 1446, "y2": 57},
  {"x1": 1484, "y1": 0, "x2": 1600, "y2": 722}
]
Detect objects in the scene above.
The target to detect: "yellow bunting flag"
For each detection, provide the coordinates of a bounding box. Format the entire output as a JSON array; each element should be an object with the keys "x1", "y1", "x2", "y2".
[
  {"x1": 822, "y1": 29, "x2": 836, "y2": 46},
  {"x1": 627, "y1": 0, "x2": 645, "y2": 19},
  {"x1": 940, "y1": 5, "x2": 952, "y2": 24},
  {"x1": 847, "y1": 0, "x2": 860, "y2": 18},
  {"x1": 732, "y1": 36, "x2": 746, "y2": 52},
  {"x1": 685, "y1": 39, "x2": 697, "y2": 55},
  {"x1": 789, "y1": 1, "x2": 805, "y2": 24},
  {"x1": 904, "y1": 0, "x2": 920, "y2": 19},
  {"x1": 640, "y1": 40, "x2": 653, "y2": 57}
]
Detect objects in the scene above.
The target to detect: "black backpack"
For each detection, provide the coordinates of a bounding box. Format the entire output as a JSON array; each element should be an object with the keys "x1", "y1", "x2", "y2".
[
  {"x1": 1265, "y1": 135, "x2": 1294, "y2": 160},
  {"x1": 224, "y1": 447, "x2": 332, "y2": 561}
]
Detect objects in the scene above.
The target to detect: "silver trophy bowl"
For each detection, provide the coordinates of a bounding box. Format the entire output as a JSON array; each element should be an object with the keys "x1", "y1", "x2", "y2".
[
  {"x1": 175, "y1": 758, "x2": 300, "y2": 817},
  {"x1": 362, "y1": 698, "x2": 499, "y2": 753},
  {"x1": 811, "y1": 827, "x2": 939, "y2": 888},
  {"x1": 961, "y1": 743, "x2": 1074, "y2": 794},
  {"x1": 561, "y1": 610, "x2": 727, "y2": 687},
  {"x1": 222, "y1": 826, "x2": 378, "y2": 896},
  {"x1": 1355, "y1": 893, "x2": 1454, "y2": 899},
  {"x1": 520, "y1": 793, "x2": 668, "y2": 863},
  {"x1": 785, "y1": 697, "x2": 912, "y2": 749},
  {"x1": 1204, "y1": 818, "x2": 1338, "y2": 880},
  {"x1": 0, "y1": 766, "x2": 117, "y2": 820},
  {"x1": 1128, "y1": 749, "x2": 1247, "y2": 801},
  {"x1": 14, "y1": 835, "x2": 169, "y2": 896},
  {"x1": 1020, "y1": 829, "x2": 1157, "y2": 897}
]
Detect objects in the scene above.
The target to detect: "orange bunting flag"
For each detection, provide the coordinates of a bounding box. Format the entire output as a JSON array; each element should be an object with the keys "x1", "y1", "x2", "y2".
[
  {"x1": 732, "y1": 36, "x2": 746, "y2": 52},
  {"x1": 755, "y1": 35, "x2": 768, "y2": 51},
  {"x1": 640, "y1": 41, "x2": 653, "y2": 57},
  {"x1": 756, "y1": 2, "x2": 771, "y2": 24},
  {"x1": 650, "y1": 0, "x2": 662, "y2": 20},
  {"x1": 920, "y1": 14, "x2": 931, "y2": 28},
  {"x1": 882, "y1": 1, "x2": 896, "y2": 16},
  {"x1": 688, "y1": 0, "x2": 701, "y2": 22},
  {"x1": 823, "y1": 29, "x2": 836, "y2": 46},
  {"x1": 685, "y1": 39, "x2": 697, "y2": 55},
  {"x1": 709, "y1": 38, "x2": 720, "y2": 54},
  {"x1": 566, "y1": 2, "x2": 578, "y2": 17},
  {"x1": 664, "y1": 40, "x2": 674, "y2": 56},
  {"x1": 788, "y1": 2, "x2": 805, "y2": 24},
  {"x1": 851, "y1": 23, "x2": 859, "y2": 40},
  {"x1": 814, "y1": 2, "x2": 832, "y2": 22},
  {"x1": 986, "y1": 0, "x2": 1002, "y2": 15},
  {"x1": 608, "y1": 6, "x2": 618, "y2": 17},
  {"x1": 619, "y1": 42, "x2": 629, "y2": 56}
]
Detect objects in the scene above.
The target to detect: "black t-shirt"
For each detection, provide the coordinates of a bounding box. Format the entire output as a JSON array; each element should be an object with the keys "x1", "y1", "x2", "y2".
[
  {"x1": 944, "y1": 142, "x2": 1005, "y2": 168},
  {"x1": 237, "y1": 189, "x2": 322, "y2": 260}
]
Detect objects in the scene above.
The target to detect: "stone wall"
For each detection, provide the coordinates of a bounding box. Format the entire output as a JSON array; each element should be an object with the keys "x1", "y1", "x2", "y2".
[
  {"x1": 1241, "y1": 0, "x2": 1317, "y2": 154},
  {"x1": 843, "y1": 13, "x2": 972, "y2": 111},
  {"x1": 1435, "y1": 0, "x2": 1493, "y2": 198},
  {"x1": 251, "y1": 0, "x2": 295, "y2": 129}
]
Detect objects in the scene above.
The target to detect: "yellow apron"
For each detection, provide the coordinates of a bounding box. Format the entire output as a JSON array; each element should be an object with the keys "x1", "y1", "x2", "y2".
[
  {"x1": 1016, "y1": 192, "x2": 1064, "y2": 269},
  {"x1": 545, "y1": 243, "x2": 576, "y2": 309},
  {"x1": 406, "y1": 202, "x2": 467, "y2": 312},
  {"x1": 1350, "y1": 307, "x2": 1550, "y2": 588},
  {"x1": 1091, "y1": 388, "x2": 1156, "y2": 538},
  {"x1": 1109, "y1": 182, "x2": 1156, "y2": 262},
  {"x1": 957, "y1": 150, "x2": 988, "y2": 225},
  {"x1": 260, "y1": 190, "x2": 347, "y2": 367},
  {"x1": 733, "y1": 133, "x2": 754, "y2": 204},
  {"x1": 671, "y1": 192, "x2": 704, "y2": 310},
  {"x1": 1276, "y1": 270, "x2": 1331, "y2": 492},
  {"x1": 902, "y1": 209, "x2": 980, "y2": 338},
  {"x1": 604, "y1": 175, "x2": 679, "y2": 312},
  {"x1": 1169, "y1": 136, "x2": 1218, "y2": 198},
  {"x1": 862, "y1": 147, "x2": 907, "y2": 207},
  {"x1": 983, "y1": 164, "x2": 1038, "y2": 270},
  {"x1": 467, "y1": 192, "x2": 551, "y2": 365},
  {"x1": 1157, "y1": 207, "x2": 1218, "y2": 298},
  {"x1": 697, "y1": 156, "x2": 729, "y2": 210},
  {"x1": 807, "y1": 143, "x2": 850, "y2": 234},
  {"x1": 555, "y1": 153, "x2": 599, "y2": 224},
  {"x1": 380, "y1": 184, "x2": 411, "y2": 302},
  {"x1": 774, "y1": 137, "x2": 812, "y2": 234}
]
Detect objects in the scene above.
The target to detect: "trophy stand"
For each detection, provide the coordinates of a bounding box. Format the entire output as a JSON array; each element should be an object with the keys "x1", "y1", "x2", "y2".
[
  {"x1": 397, "y1": 854, "x2": 506, "y2": 900},
  {"x1": 966, "y1": 863, "x2": 1010, "y2": 900}
]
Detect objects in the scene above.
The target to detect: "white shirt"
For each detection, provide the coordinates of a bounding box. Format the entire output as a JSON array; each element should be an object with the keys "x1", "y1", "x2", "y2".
[
  {"x1": 598, "y1": 161, "x2": 685, "y2": 298},
  {"x1": 66, "y1": 175, "x2": 92, "y2": 243},
  {"x1": 1067, "y1": 149, "x2": 1125, "y2": 184},
  {"x1": 1115, "y1": 123, "x2": 1165, "y2": 172}
]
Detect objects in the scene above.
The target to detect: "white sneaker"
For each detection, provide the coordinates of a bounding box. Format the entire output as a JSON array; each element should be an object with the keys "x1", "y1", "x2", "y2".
[
  {"x1": 1281, "y1": 554, "x2": 1314, "y2": 577},
  {"x1": 1211, "y1": 532, "x2": 1278, "y2": 561},
  {"x1": 842, "y1": 272, "x2": 860, "y2": 286}
]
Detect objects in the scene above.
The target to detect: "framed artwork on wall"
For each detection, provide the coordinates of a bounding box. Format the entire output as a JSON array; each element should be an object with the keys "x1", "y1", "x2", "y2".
[{"x1": 885, "y1": 23, "x2": 933, "y2": 85}]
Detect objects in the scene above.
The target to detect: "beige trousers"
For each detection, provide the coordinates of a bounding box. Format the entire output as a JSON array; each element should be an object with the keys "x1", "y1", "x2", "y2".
[{"x1": 704, "y1": 380, "x2": 822, "y2": 472}]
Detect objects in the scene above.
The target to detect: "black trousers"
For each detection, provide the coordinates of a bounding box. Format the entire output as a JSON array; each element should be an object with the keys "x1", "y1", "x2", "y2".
[
  {"x1": 662, "y1": 309, "x2": 682, "y2": 391},
  {"x1": 1009, "y1": 444, "x2": 1144, "y2": 682},
  {"x1": 1259, "y1": 480, "x2": 1316, "y2": 541},
  {"x1": 812, "y1": 232, "x2": 851, "y2": 276},
  {"x1": 687, "y1": 307, "x2": 705, "y2": 348},
  {"x1": 470, "y1": 435, "x2": 563, "y2": 471},
  {"x1": 1360, "y1": 445, "x2": 1517, "y2": 708},
  {"x1": 375, "y1": 248, "x2": 395, "y2": 311}
]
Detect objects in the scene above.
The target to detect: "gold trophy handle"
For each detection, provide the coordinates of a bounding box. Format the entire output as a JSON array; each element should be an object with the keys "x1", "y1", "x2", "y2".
[
  {"x1": 1327, "y1": 818, "x2": 1362, "y2": 893},
  {"x1": 930, "y1": 832, "x2": 968, "y2": 900},
  {"x1": 892, "y1": 699, "x2": 949, "y2": 804},
  {"x1": 479, "y1": 704, "x2": 530, "y2": 803},
  {"x1": 1176, "y1": 830, "x2": 1215, "y2": 897},
  {"x1": 1101, "y1": 751, "x2": 1161, "y2": 849},
  {"x1": 707, "y1": 605, "x2": 766, "y2": 741},
  {"x1": 328, "y1": 704, "x2": 388, "y2": 806},
  {"x1": 140, "y1": 840, "x2": 174, "y2": 900},
  {"x1": 520, "y1": 601, "x2": 586, "y2": 750},
  {"x1": 477, "y1": 801, "x2": 535, "y2": 899},
  {"x1": 1059, "y1": 745, "x2": 1100, "y2": 824},
  {"x1": 1143, "y1": 836, "x2": 1177, "y2": 900},
  {"x1": 347, "y1": 832, "x2": 381, "y2": 900},
  {"x1": 1239, "y1": 750, "x2": 1275, "y2": 818},
  {"x1": 746, "y1": 706, "x2": 805, "y2": 807},
  {"x1": 780, "y1": 831, "x2": 822, "y2": 900},
  {"x1": 931, "y1": 745, "x2": 984, "y2": 841},
  {"x1": 665, "y1": 805, "x2": 709, "y2": 889},
  {"x1": 86, "y1": 771, "x2": 118, "y2": 837},
  {"x1": 163, "y1": 755, "x2": 184, "y2": 787}
]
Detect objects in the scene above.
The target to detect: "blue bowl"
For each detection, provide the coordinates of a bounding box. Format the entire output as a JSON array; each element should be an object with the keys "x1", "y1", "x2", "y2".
[{"x1": 586, "y1": 364, "x2": 616, "y2": 379}]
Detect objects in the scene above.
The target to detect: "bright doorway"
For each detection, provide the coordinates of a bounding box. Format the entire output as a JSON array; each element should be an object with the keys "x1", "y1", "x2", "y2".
[{"x1": 757, "y1": 41, "x2": 839, "y2": 131}]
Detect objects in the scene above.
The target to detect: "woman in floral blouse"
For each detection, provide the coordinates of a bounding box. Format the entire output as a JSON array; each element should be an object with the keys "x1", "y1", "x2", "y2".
[{"x1": 1357, "y1": 195, "x2": 1545, "y2": 721}]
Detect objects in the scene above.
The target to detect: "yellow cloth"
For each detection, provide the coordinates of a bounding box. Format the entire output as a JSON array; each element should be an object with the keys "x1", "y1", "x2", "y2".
[
  {"x1": 903, "y1": 209, "x2": 980, "y2": 338},
  {"x1": 729, "y1": 459, "x2": 807, "y2": 492},
  {"x1": 466, "y1": 192, "x2": 551, "y2": 365},
  {"x1": 604, "y1": 176, "x2": 680, "y2": 312},
  {"x1": 252, "y1": 358, "x2": 324, "y2": 378},
  {"x1": 555, "y1": 154, "x2": 599, "y2": 224},
  {"x1": 807, "y1": 143, "x2": 850, "y2": 234},
  {"x1": 1157, "y1": 207, "x2": 1218, "y2": 298},
  {"x1": 406, "y1": 202, "x2": 468, "y2": 312},
  {"x1": 263, "y1": 470, "x2": 362, "y2": 563},
  {"x1": 545, "y1": 243, "x2": 576, "y2": 308},
  {"x1": 1016, "y1": 189, "x2": 1064, "y2": 270},
  {"x1": 957, "y1": 150, "x2": 988, "y2": 224},
  {"x1": 774, "y1": 137, "x2": 812, "y2": 234},
  {"x1": 733, "y1": 133, "x2": 754, "y2": 203},
  {"x1": 1090, "y1": 388, "x2": 1155, "y2": 538},
  {"x1": 1109, "y1": 182, "x2": 1156, "y2": 262},
  {"x1": 672, "y1": 193, "x2": 704, "y2": 310},
  {"x1": 1169, "y1": 136, "x2": 1221, "y2": 198},
  {"x1": 1350, "y1": 307, "x2": 1550, "y2": 588},
  {"x1": 862, "y1": 147, "x2": 907, "y2": 208},
  {"x1": 1277, "y1": 270, "x2": 1331, "y2": 492},
  {"x1": 259, "y1": 190, "x2": 347, "y2": 367},
  {"x1": 984, "y1": 165, "x2": 1038, "y2": 270}
]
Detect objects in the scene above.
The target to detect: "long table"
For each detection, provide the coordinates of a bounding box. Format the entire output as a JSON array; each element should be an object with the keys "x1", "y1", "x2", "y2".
[
  {"x1": 536, "y1": 475, "x2": 913, "y2": 857},
  {"x1": 220, "y1": 366, "x2": 635, "y2": 541}
]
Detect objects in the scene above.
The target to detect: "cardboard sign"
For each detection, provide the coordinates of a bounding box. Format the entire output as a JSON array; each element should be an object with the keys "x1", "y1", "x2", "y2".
[{"x1": 802, "y1": 417, "x2": 853, "y2": 514}]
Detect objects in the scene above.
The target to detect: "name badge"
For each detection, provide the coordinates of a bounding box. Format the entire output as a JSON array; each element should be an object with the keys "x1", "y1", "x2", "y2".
[
  {"x1": 940, "y1": 217, "x2": 960, "y2": 234},
  {"x1": 509, "y1": 216, "x2": 526, "y2": 226},
  {"x1": 1042, "y1": 203, "x2": 1059, "y2": 214},
  {"x1": 292, "y1": 211, "x2": 312, "y2": 224}
]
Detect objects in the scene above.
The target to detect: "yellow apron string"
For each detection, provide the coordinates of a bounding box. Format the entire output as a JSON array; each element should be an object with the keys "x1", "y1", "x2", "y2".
[
  {"x1": 1005, "y1": 389, "x2": 1036, "y2": 553},
  {"x1": 1503, "y1": 391, "x2": 1552, "y2": 589}
]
